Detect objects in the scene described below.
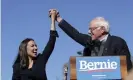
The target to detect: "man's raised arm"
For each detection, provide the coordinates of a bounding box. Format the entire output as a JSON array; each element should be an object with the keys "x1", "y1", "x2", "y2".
[{"x1": 49, "y1": 9, "x2": 92, "y2": 47}]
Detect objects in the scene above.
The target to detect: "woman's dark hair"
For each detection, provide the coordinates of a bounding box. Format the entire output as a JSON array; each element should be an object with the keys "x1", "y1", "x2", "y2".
[{"x1": 13, "y1": 38, "x2": 34, "y2": 69}]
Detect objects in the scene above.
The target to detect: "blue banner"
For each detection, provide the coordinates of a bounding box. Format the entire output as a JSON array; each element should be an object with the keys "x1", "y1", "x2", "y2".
[{"x1": 76, "y1": 56, "x2": 121, "y2": 80}]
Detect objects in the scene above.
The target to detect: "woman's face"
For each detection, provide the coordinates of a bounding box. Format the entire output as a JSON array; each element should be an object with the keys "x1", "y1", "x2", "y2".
[{"x1": 27, "y1": 40, "x2": 38, "y2": 58}]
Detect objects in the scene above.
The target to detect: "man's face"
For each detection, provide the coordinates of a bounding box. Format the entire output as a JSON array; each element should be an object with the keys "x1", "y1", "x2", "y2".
[{"x1": 89, "y1": 21, "x2": 104, "y2": 40}]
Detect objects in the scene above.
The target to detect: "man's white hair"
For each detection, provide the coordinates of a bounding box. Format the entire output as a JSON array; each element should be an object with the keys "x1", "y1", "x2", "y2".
[{"x1": 90, "y1": 17, "x2": 110, "y2": 32}]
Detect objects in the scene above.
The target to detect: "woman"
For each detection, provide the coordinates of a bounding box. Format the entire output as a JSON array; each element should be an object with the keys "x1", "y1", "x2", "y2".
[{"x1": 12, "y1": 10, "x2": 58, "y2": 80}]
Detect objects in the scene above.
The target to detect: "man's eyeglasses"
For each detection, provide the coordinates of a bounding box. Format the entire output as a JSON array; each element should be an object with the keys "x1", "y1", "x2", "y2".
[{"x1": 89, "y1": 27, "x2": 100, "y2": 31}]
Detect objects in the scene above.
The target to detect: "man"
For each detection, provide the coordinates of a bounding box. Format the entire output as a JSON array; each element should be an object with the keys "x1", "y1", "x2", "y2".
[{"x1": 49, "y1": 9, "x2": 132, "y2": 72}]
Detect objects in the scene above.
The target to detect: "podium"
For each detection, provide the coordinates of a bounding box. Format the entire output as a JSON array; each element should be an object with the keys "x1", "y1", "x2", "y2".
[{"x1": 67, "y1": 56, "x2": 127, "y2": 80}]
